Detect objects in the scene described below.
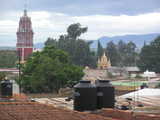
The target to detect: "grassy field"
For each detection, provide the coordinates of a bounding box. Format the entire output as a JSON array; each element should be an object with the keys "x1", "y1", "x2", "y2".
[{"x1": 111, "y1": 81, "x2": 147, "y2": 87}]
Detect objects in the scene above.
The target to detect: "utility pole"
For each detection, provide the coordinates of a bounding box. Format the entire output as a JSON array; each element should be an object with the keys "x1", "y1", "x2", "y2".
[{"x1": 17, "y1": 50, "x2": 21, "y2": 94}]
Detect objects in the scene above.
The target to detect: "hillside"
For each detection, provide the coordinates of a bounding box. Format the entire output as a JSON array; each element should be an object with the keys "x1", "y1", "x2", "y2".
[
  {"x1": 1, "y1": 33, "x2": 159, "y2": 50},
  {"x1": 90, "y1": 33, "x2": 160, "y2": 49}
]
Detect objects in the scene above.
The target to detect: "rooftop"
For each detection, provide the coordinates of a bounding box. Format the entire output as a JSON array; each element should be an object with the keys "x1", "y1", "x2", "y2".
[{"x1": 0, "y1": 102, "x2": 117, "y2": 120}]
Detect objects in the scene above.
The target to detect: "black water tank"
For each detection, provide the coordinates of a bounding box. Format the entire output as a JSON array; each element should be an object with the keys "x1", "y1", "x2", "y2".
[
  {"x1": 1, "y1": 80, "x2": 12, "y2": 97},
  {"x1": 96, "y1": 80, "x2": 115, "y2": 109},
  {"x1": 73, "y1": 80, "x2": 97, "y2": 111}
]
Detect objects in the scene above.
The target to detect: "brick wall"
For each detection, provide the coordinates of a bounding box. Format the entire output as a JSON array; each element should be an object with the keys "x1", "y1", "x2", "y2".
[{"x1": 97, "y1": 108, "x2": 160, "y2": 120}]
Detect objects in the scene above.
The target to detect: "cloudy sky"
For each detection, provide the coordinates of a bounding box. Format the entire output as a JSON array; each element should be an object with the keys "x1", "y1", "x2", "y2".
[{"x1": 0, "y1": 0, "x2": 160, "y2": 46}]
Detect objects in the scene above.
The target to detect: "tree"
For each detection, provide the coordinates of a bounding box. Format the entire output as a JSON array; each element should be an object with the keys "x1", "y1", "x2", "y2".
[
  {"x1": 57, "y1": 35, "x2": 68, "y2": 50},
  {"x1": 106, "y1": 41, "x2": 119, "y2": 66},
  {"x1": 117, "y1": 40, "x2": 127, "y2": 66},
  {"x1": 45, "y1": 37, "x2": 57, "y2": 47},
  {"x1": 72, "y1": 39, "x2": 96, "y2": 67},
  {"x1": 117, "y1": 40, "x2": 138, "y2": 66},
  {"x1": 21, "y1": 45, "x2": 84, "y2": 93},
  {"x1": 97, "y1": 40, "x2": 104, "y2": 58},
  {"x1": 125, "y1": 41, "x2": 137, "y2": 66},
  {"x1": 138, "y1": 36, "x2": 160, "y2": 72},
  {"x1": 67, "y1": 23, "x2": 88, "y2": 39},
  {"x1": 0, "y1": 50, "x2": 17, "y2": 68},
  {"x1": 45, "y1": 23, "x2": 97, "y2": 68}
]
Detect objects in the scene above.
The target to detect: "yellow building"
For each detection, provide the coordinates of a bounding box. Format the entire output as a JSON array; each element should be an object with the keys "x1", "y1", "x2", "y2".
[{"x1": 97, "y1": 52, "x2": 111, "y2": 69}]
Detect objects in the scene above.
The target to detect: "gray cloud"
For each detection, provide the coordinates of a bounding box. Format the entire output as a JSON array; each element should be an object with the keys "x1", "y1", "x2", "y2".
[
  {"x1": 0, "y1": 0, "x2": 160, "y2": 46},
  {"x1": 0, "y1": 0, "x2": 160, "y2": 16},
  {"x1": 1, "y1": 10, "x2": 160, "y2": 46}
]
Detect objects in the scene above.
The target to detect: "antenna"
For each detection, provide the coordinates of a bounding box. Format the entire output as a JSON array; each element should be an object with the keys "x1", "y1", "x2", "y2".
[
  {"x1": 24, "y1": 0, "x2": 28, "y2": 10},
  {"x1": 24, "y1": 0, "x2": 28, "y2": 16}
]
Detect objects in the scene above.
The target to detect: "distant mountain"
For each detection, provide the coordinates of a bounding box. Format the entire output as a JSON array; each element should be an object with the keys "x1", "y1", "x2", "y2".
[
  {"x1": 34, "y1": 43, "x2": 45, "y2": 49},
  {"x1": 90, "y1": 33, "x2": 160, "y2": 49},
  {"x1": 0, "y1": 43, "x2": 45, "y2": 50},
  {"x1": 0, "y1": 47, "x2": 16, "y2": 50},
  {"x1": 2, "y1": 33, "x2": 158, "y2": 50}
]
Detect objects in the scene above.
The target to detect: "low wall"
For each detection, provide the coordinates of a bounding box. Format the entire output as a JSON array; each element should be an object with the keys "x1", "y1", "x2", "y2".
[{"x1": 97, "y1": 108, "x2": 160, "y2": 120}]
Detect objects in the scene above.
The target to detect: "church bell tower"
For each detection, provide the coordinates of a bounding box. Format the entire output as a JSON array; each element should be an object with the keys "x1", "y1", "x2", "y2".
[{"x1": 16, "y1": 9, "x2": 34, "y2": 62}]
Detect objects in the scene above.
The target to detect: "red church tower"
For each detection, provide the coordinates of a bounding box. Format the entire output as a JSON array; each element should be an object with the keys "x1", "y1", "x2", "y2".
[{"x1": 16, "y1": 9, "x2": 34, "y2": 62}]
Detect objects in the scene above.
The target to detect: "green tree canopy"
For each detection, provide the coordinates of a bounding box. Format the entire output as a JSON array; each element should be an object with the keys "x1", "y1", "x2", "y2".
[
  {"x1": 125, "y1": 41, "x2": 137, "y2": 66},
  {"x1": 116, "y1": 40, "x2": 138, "y2": 66},
  {"x1": 22, "y1": 45, "x2": 84, "y2": 93},
  {"x1": 106, "y1": 41, "x2": 119, "y2": 66},
  {"x1": 67, "y1": 23, "x2": 88, "y2": 39},
  {"x1": 45, "y1": 37, "x2": 57, "y2": 47},
  {"x1": 138, "y1": 36, "x2": 160, "y2": 72},
  {"x1": 45, "y1": 23, "x2": 97, "y2": 68},
  {"x1": 97, "y1": 40, "x2": 104, "y2": 58},
  {"x1": 117, "y1": 40, "x2": 127, "y2": 66},
  {"x1": 0, "y1": 50, "x2": 17, "y2": 68}
]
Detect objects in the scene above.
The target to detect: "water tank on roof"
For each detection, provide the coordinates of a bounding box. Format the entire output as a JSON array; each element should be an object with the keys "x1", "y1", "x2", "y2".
[
  {"x1": 95, "y1": 80, "x2": 115, "y2": 109},
  {"x1": 73, "y1": 80, "x2": 97, "y2": 111},
  {"x1": 1, "y1": 80, "x2": 13, "y2": 97}
]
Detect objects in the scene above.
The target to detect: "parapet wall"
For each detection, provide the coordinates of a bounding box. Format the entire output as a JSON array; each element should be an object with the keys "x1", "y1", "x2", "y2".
[{"x1": 97, "y1": 108, "x2": 160, "y2": 120}]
